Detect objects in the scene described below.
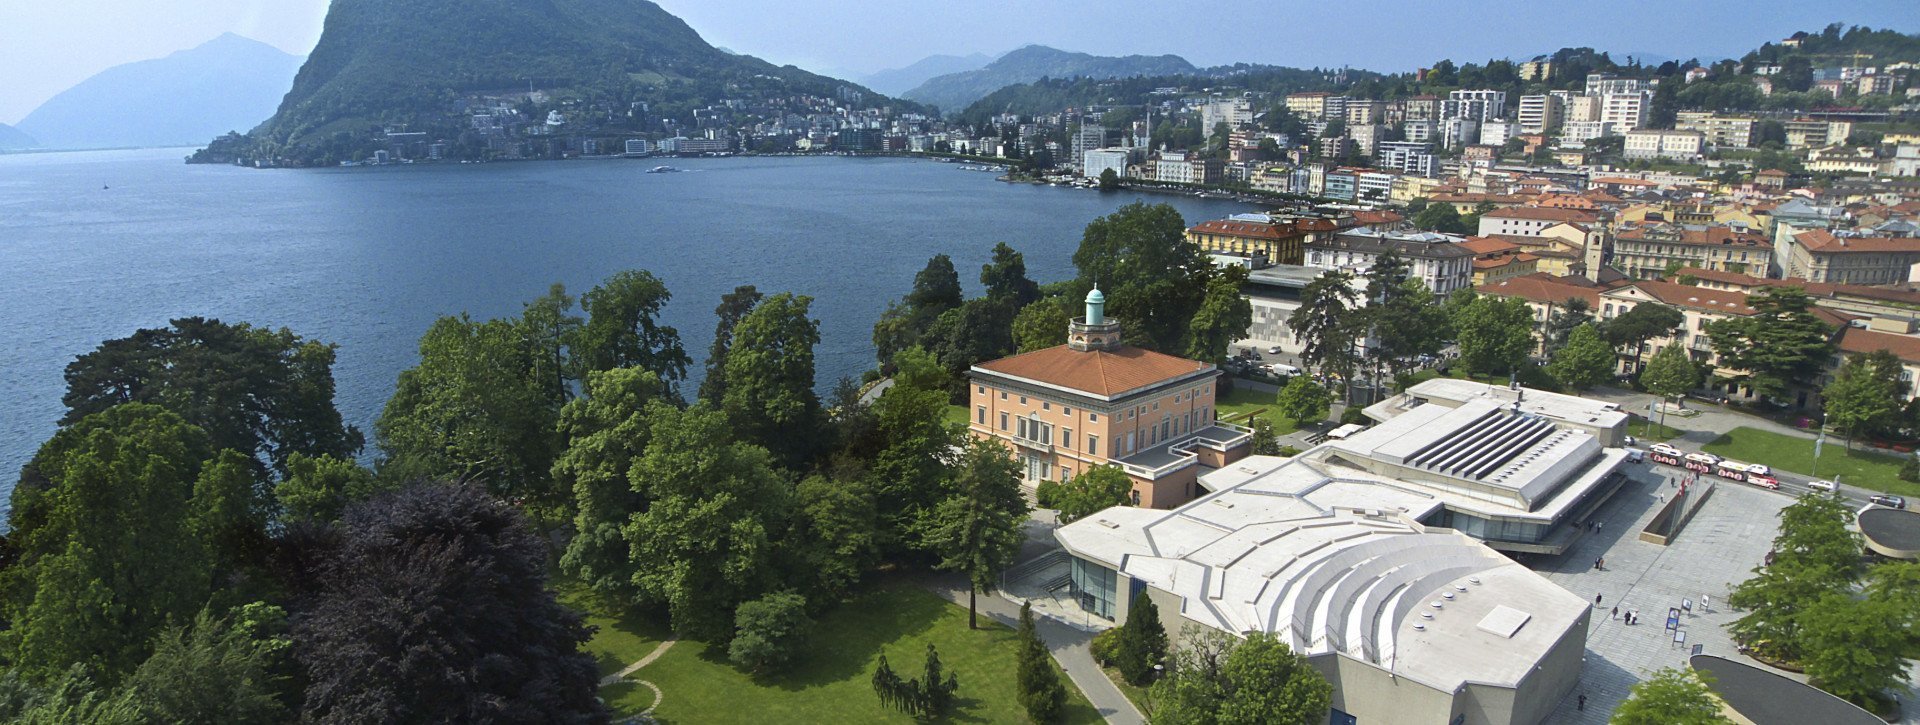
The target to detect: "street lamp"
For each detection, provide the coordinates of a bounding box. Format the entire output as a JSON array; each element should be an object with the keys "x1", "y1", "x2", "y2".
[{"x1": 1812, "y1": 411, "x2": 1828, "y2": 479}]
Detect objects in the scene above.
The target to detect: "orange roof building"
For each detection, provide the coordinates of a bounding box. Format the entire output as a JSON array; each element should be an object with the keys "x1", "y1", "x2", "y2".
[{"x1": 967, "y1": 289, "x2": 1251, "y2": 509}]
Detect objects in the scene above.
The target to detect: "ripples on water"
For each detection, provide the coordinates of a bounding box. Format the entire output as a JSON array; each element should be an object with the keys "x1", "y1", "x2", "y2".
[{"x1": 0, "y1": 149, "x2": 1255, "y2": 509}]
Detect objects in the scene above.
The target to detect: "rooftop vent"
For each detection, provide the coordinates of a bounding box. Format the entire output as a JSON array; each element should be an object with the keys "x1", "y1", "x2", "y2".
[
  {"x1": 1097, "y1": 519, "x2": 1119, "y2": 529},
  {"x1": 1468, "y1": 577, "x2": 1482, "y2": 585},
  {"x1": 1442, "y1": 592, "x2": 1456, "y2": 600},
  {"x1": 1421, "y1": 612, "x2": 1435, "y2": 620},
  {"x1": 1430, "y1": 601, "x2": 1445, "y2": 610},
  {"x1": 1454, "y1": 584, "x2": 1468, "y2": 591},
  {"x1": 1413, "y1": 622, "x2": 1427, "y2": 631}
]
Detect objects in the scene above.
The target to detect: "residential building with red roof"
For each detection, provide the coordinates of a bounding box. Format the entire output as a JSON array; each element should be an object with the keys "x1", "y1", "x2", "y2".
[
  {"x1": 1613, "y1": 224, "x2": 1771, "y2": 279},
  {"x1": 1185, "y1": 214, "x2": 1340, "y2": 266},
  {"x1": 1781, "y1": 229, "x2": 1920, "y2": 286},
  {"x1": 1476, "y1": 206, "x2": 1601, "y2": 237},
  {"x1": 968, "y1": 289, "x2": 1251, "y2": 509}
]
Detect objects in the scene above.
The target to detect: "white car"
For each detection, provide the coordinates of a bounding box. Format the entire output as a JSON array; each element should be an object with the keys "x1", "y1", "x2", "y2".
[
  {"x1": 1266, "y1": 345, "x2": 1284, "y2": 355},
  {"x1": 1808, "y1": 479, "x2": 1837, "y2": 492},
  {"x1": 1268, "y1": 364, "x2": 1301, "y2": 376},
  {"x1": 1745, "y1": 463, "x2": 1772, "y2": 476},
  {"x1": 1684, "y1": 452, "x2": 1723, "y2": 466},
  {"x1": 1650, "y1": 443, "x2": 1682, "y2": 457}
]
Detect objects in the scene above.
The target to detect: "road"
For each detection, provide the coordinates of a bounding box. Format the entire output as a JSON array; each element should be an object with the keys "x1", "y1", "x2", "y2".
[{"x1": 1633, "y1": 436, "x2": 1893, "y2": 510}]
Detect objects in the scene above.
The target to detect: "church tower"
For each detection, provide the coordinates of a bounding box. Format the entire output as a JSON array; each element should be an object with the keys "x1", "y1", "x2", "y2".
[{"x1": 1068, "y1": 287, "x2": 1124, "y2": 352}]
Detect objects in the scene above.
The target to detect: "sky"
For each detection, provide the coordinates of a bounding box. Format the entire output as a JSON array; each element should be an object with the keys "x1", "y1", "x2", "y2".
[{"x1": 4, "y1": 0, "x2": 1918, "y2": 125}]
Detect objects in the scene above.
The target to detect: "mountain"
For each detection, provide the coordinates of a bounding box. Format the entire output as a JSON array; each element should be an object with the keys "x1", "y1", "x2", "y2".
[
  {"x1": 0, "y1": 123, "x2": 35, "y2": 150},
  {"x1": 902, "y1": 45, "x2": 1196, "y2": 114},
  {"x1": 861, "y1": 53, "x2": 996, "y2": 97},
  {"x1": 232, "y1": 0, "x2": 907, "y2": 165},
  {"x1": 17, "y1": 33, "x2": 303, "y2": 150}
]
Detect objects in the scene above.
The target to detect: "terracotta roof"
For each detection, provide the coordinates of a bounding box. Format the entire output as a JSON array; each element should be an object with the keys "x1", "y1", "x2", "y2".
[
  {"x1": 1839, "y1": 328, "x2": 1920, "y2": 363},
  {"x1": 1460, "y1": 237, "x2": 1522, "y2": 255},
  {"x1": 1795, "y1": 229, "x2": 1920, "y2": 254},
  {"x1": 1672, "y1": 267, "x2": 1920, "y2": 308},
  {"x1": 1757, "y1": 169, "x2": 1789, "y2": 177},
  {"x1": 973, "y1": 345, "x2": 1213, "y2": 399},
  {"x1": 1481, "y1": 206, "x2": 1599, "y2": 223},
  {"x1": 1478, "y1": 275, "x2": 1603, "y2": 307},
  {"x1": 1590, "y1": 177, "x2": 1662, "y2": 187},
  {"x1": 1188, "y1": 219, "x2": 1293, "y2": 241},
  {"x1": 1351, "y1": 210, "x2": 1405, "y2": 225},
  {"x1": 1473, "y1": 254, "x2": 1538, "y2": 271},
  {"x1": 1617, "y1": 225, "x2": 1771, "y2": 249}
]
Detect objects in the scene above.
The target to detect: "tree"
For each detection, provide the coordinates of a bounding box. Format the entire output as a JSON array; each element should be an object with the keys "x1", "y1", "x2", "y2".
[
  {"x1": 982, "y1": 242, "x2": 1042, "y2": 308},
  {"x1": 720, "y1": 293, "x2": 826, "y2": 470},
  {"x1": 5, "y1": 404, "x2": 215, "y2": 681},
  {"x1": 375, "y1": 314, "x2": 560, "y2": 503},
  {"x1": 1729, "y1": 493, "x2": 1862, "y2": 661},
  {"x1": 794, "y1": 474, "x2": 879, "y2": 600},
  {"x1": 575, "y1": 270, "x2": 690, "y2": 386},
  {"x1": 1114, "y1": 591, "x2": 1168, "y2": 685},
  {"x1": 907, "y1": 254, "x2": 964, "y2": 313},
  {"x1": 921, "y1": 437, "x2": 1030, "y2": 629},
  {"x1": 519, "y1": 282, "x2": 583, "y2": 405},
  {"x1": 292, "y1": 482, "x2": 604, "y2": 723},
  {"x1": 1542, "y1": 297, "x2": 1593, "y2": 356},
  {"x1": 1050, "y1": 466, "x2": 1134, "y2": 524},
  {"x1": 59, "y1": 317, "x2": 362, "y2": 475},
  {"x1": 1276, "y1": 376, "x2": 1330, "y2": 425},
  {"x1": 697, "y1": 285, "x2": 763, "y2": 405},
  {"x1": 1824, "y1": 350, "x2": 1906, "y2": 448},
  {"x1": 1412, "y1": 202, "x2": 1469, "y2": 234},
  {"x1": 1611, "y1": 667, "x2": 1730, "y2": 725},
  {"x1": 1151, "y1": 630, "x2": 1332, "y2": 725},
  {"x1": 1013, "y1": 299, "x2": 1071, "y2": 353},
  {"x1": 728, "y1": 592, "x2": 812, "y2": 674},
  {"x1": 1074, "y1": 203, "x2": 1212, "y2": 352},
  {"x1": 1640, "y1": 344, "x2": 1701, "y2": 415},
  {"x1": 866, "y1": 350, "x2": 962, "y2": 553},
  {"x1": 122, "y1": 605, "x2": 291, "y2": 724},
  {"x1": 189, "y1": 449, "x2": 273, "y2": 590},
  {"x1": 1601, "y1": 303, "x2": 1684, "y2": 375},
  {"x1": 1454, "y1": 296, "x2": 1536, "y2": 376},
  {"x1": 1016, "y1": 602, "x2": 1068, "y2": 723},
  {"x1": 1548, "y1": 323, "x2": 1615, "y2": 390},
  {"x1": 0, "y1": 667, "x2": 143, "y2": 723},
  {"x1": 1250, "y1": 417, "x2": 1283, "y2": 455},
  {"x1": 275, "y1": 452, "x2": 387, "y2": 523},
  {"x1": 1289, "y1": 269, "x2": 1360, "y2": 388},
  {"x1": 1098, "y1": 167, "x2": 1121, "y2": 191},
  {"x1": 625, "y1": 403, "x2": 793, "y2": 640},
  {"x1": 1799, "y1": 593, "x2": 1912, "y2": 709},
  {"x1": 921, "y1": 298, "x2": 1018, "y2": 387},
  {"x1": 554, "y1": 367, "x2": 663, "y2": 598},
  {"x1": 1186, "y1": 266, "x2": 1254, "y2": 363},
  {"x1": 874, "y1": 255, "x2": 965, "y2": 365},
  {"x1": 1706, "y1": 288, "x2": 1836, "y2": 402}
]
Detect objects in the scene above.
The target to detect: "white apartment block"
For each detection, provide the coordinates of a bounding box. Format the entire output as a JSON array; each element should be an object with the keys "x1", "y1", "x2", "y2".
[
  {"x1": 1517, "y1": 95, "x2": 1561, "y2": 134},
  {"x1": 1479, "y1": 121, "x2": 1517, "y2": 148},
  {"x1": 1083, "y1": 147, "x2": 1131, "y2": 179},
  {"x1": 1559, "y1": 121, "x2": 1614, "y2": 147},
  {"x1": 1584, "y1": 74, "x2": 1644, "y2": 96},
  {"x1": 1348, "y1": 124, "x2": 1384, "y2": 157},
  {"x1": 1444, "y1": 89, "x2": 1508, "y2": 122},
  {"x1": 1599, "y1": 92, "x2": 1651, "y2": 130},
  {"x1": 1623, "y1": 129, "x2": 1705, "y2": 160},
  {"x1": 1438, "y1": 118, "x2": 1481, "y2": 149},
  {"x1": 1377, "y1": 141, "x2": 1438, "y2": 177},
  {"x1": 1201, "y1": 97, "x2": 1253, "y2": 130},
  {"x1": 1675, "y1": 112, "x2": 1755, "y2": 149},
  {"x1": 1562, "y1": 94, "x2": 1599, "y2": 123}
]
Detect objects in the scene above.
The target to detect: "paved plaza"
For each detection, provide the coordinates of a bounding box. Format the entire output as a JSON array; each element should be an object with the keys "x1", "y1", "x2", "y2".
[{"x1": 1530, "y1": 463, "x2": 1920, "y2": 724}]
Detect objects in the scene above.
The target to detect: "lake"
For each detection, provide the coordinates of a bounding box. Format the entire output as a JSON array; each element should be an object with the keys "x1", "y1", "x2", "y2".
[{"x1": 0, "y1": 149, "x2": 1254, "y2": 507}]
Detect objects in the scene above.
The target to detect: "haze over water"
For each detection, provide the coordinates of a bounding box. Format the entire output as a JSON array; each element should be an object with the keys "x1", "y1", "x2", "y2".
[{"x1": 0, "y1": 149, "x2": 1252, "y2": 506}]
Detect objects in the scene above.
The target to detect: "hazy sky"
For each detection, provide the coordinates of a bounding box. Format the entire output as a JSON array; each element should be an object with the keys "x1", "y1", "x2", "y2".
[{"x1": 5, "y1": 0, "x2": 1918, "y2": 124}]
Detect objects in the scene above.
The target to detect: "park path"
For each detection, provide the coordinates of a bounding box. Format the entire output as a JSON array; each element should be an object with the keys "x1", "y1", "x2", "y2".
[
  {"x1": 918, "y1": 572, "x2": 1146, "y2": 725},
  {"x1": 600, "y1": 638, "x2": 679, "y2": 686}
]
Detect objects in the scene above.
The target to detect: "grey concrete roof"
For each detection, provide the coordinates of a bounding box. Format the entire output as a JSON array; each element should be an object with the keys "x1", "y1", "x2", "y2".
[
  {"x1": 1690, "y1": 655, "x2": 1882, "y2": 725},
  {"x1": 1859, "y1": 506, "x2": 1920, "y2": 554},
  {"x1": 1334, "y1": 399, "x2": 1603, "y2": 509},
  {"x1": 1056, "y1": 460, "x2": 1589, "y2": 693},
  {"x1": 1389, "y1": 378, "x2": 1630, "y2": 430}
]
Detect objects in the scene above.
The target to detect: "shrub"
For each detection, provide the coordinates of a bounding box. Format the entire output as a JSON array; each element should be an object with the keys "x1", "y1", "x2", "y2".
[
  {"x1": 1340, "y1": 407, "x2": 1369, "y2": 425},
  {"x1": 728, "y1": 592, "x2": 811, "y2": 674}
]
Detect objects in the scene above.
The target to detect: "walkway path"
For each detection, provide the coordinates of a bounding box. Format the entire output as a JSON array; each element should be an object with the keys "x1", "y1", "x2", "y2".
[
  {"x1": 918, "y1": 571, "x2": 1146, "y2": 725},
  {"x1": 599, "y1": 638, "x2": 678, "y2": 718}
]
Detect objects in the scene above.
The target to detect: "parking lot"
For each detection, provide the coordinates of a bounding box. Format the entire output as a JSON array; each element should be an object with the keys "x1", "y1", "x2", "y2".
[{"x1": 1530, "y1": 461, "x2": 1920, "y2": 724}]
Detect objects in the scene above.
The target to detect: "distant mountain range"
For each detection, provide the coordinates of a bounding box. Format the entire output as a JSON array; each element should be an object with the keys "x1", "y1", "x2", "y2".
[
  {"x1": 0, "y1": 122, "x2": 35, "y2": 150},
  {"x1": 860, "y1": 53, "x2": 996, "y2": 97},
  {"x1": 902, "y1": 45, "x2": 1197, "y2": 113},
  {"x1": 230, "y1": 0, "x2": 904, "y2": 165},
  {"x1": 17, "y1": 33, "x2": 304, "y2": 150}
]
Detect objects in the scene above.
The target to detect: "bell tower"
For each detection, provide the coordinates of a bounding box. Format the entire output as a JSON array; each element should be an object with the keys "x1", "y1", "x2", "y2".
[{"x1": 1068, "y1": 287, "x2": 1124, "y2": 352}]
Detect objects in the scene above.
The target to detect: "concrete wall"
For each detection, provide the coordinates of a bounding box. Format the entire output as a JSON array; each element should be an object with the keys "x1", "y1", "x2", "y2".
[
  {"x1": 1461, "y1": 604, "x2": 1590, "y2": 725},
  {"x1": 1311, "y1": 651, "x2": 1459, "y2": 725}
]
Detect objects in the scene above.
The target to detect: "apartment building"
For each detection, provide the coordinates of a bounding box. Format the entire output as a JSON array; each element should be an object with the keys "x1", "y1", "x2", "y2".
[
  {"x1": 1347, "y1": 123, "x2": 1384, "y2": 157},
  {"x1": 1584, "y1": 73, "x2": 1644, "y2": 96},
  {"x1": 1782, "y1": 230, "x2": 1920, "y2": 286},
  {"x1": 1480, "y1": 120, "x2": 1517, "y2": 148},
  {"x1": 1613, "y1": 224, "x2": 1771, "y2": 278},
  {"x1": 1517, "y1": 94, "x2": 1562, "y2": 134},
  {"x1": 1069, "y1": 124, "x2": 1109, "y2": 166},
  {"x1": 968, "y1": 290, "x2": 1250, "y2": 508},
  {"x1": 1150, "y1": 151, "x2": 1223, "y2": 185},
  {"x1": 1285, "y1": 92, "x2": 1333, "y2": 119},
  {"x1": 1598, "y1": 91, "x2": 1651, "y2": 130},
  {"x1": 1785, "y1": 119, "x2": 1855, "y2": 149},
  {"x1": 1345, "y1": 99, "x2": 1387, "y2": 126},
  {"x1": 1184, "y1": 213, "x2": 1338, "y2": 266},
  {"x1": 1377, "y1": 140, "x2": 1438, "y2": 177},
  {"x1": 1403, "y1": 95, "x2": 1441, "y2": 121},
  {"x1": 1082, "y1": 147, "x2": 1131, "y2": 179},
  {"x1": 1559, "y1": 121, "x2": 1614, "y2": 148},
  {"x1": 1623, "y1": 129, "x2": 1705, "y2": 161},
  {"x1": 1477, "y1": 207, "x2": 1601, "y2": 238},
  {"x1": 1444, "y1": 89, "x2": 1508, "y2": 122},
  {"x1": 1306, "y1": 230, "x2": 1477, "y2": 296},
  {"x1": 1675, "y1": 112, "x2": 1756, "y2": 148}
]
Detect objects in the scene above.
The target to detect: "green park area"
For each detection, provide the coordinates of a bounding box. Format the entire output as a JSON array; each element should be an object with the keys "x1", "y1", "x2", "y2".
[
  {"x1": 946, "y1": 404, "x2": 972, "y2": 428},
  {"x1": 566, "y1": 578, "x2": 1103, "y2": 724},
  {"x1": 1215, "y1": 385, "x2": 1302, "y2": 434},
  {"x1": 1623, "y1": 414, "x2": 1685, "y2": 442},
  {"x1": 1703, "y1": 427, "x2": 1920, "y2": 498}
]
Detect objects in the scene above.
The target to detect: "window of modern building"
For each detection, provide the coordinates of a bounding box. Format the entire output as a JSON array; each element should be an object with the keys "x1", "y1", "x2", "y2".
[{"x1": 1071, "y1": 557, "x2": 1118, "y2": 620}]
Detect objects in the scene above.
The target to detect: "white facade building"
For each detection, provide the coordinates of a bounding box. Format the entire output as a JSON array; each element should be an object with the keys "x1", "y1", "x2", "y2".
[
  {"x1": 1517, "y1": 95, "x2": 1561, "y2": 134},
  {"x1": 1623, "y1": 129, "x2": 1706, "y2": 160},
  {"x1": 1082, "y1": 147, "x2": 1131, "y2": 179}
]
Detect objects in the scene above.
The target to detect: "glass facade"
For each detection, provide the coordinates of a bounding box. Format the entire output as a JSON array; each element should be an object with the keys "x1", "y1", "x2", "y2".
[
  {"x1": 1430, "y1": 509, "x2": 1549, "y2": 544},
  {"x1": 1071, "y1": 557, "x2": 1118, "y2": 621}
]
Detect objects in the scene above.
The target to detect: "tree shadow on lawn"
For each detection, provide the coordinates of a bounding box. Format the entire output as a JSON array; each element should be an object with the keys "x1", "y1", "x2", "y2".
[
  {"x1": 691, "y1": 581, "x2": 951, "y2": 692},
  {"x1": 554, "y1": 577, "x2": 676, "y2": 675}
]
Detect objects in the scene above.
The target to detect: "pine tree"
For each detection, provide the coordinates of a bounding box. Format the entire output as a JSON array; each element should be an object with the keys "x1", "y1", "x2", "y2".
[
  {"x1": 1116, "y1": 591, "x2": 1169, "y2": 685},
  {"x1": 1016, "y1": 603, "x2": 1067, "y2": 723}
]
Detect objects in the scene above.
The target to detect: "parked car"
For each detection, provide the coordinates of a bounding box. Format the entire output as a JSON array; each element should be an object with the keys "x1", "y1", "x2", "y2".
[
  {"x1": 1684, "y1": 452, "x2": 1722, "y2": 466},
  {"x1": 1650, "y1": 443, "x2": 1682, "y2": 457},
  {"x1": 1623, "y1": 435, "x2": 1638, "y2": 448},
  {"x1": 1266, "y1": 345, "x2": 1284, "y2": 355},
  {"x1": 1745, "y1": 463, "x2": 1772, "y2": 476},
  {"x1": 1870, "y1": 494, "x2": 1908, "y2": 510},
  {"x1": 1808, "y1": 479, "x2": 1837, "y2": 492},
  {"x1": 1270, "y1": 363, "x2": 1302, "y2": 376},
  {"x1": 1624, "y1": 448, "x2": 1647, "y2": 464}
]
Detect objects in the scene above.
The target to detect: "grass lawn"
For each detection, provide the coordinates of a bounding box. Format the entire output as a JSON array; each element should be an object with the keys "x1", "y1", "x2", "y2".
[
  {"x1": 569, "y1": 578, "x2": 1103, "y2": 724},
  {"x1": 1100, "y1": 664, "x2": 1154, "y2": 717},
  {"x1": 1623, "y1": 414, "x2": 1685, "y2": 442},
  {"x1": 1216, "y1": 386, "x2": 1301, "y2": 434},
  {"x1": 1702, "y1": 427, "x2": 1920, "y2": 498},
  {"x1": 946, "y1": 404, "x2": 972, "y2": 428}
]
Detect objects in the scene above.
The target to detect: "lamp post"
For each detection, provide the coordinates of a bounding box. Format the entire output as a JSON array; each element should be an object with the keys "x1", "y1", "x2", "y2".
[{"x1": 1812, "y1": 411, "x2": 1827, "y2": 479}]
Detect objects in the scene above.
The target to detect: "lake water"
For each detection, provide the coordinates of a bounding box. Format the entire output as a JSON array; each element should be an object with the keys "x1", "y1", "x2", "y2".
[{"x1": 0, "y1": 149, "x2": 1253, "y2": 505}]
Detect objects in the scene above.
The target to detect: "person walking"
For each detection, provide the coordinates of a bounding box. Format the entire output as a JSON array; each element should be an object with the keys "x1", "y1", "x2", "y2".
[
  {"x1": 1611, "y1": 606, "x2": 1619, "y2": 620},
  {"x1": 1595, "y1": 593, "x2": 1603, "y2": 606},
  {"x1": 1578, "y1": 693, "x2": 1586, "y2": 711}
]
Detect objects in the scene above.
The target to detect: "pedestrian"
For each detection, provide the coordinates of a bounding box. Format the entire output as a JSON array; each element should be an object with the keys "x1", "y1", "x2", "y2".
[
  {"x1": 1593, "y1": 557, "x2": 1601, "y2": 570},
  {"x1": 1578, "y1": 693, "x2": 1586, "y2": 711},
  {"x1": 1611, "y1": 606, "x2": 1619, "y2": 620},
  {"x1": 1595, "y1": 593, "x2": 1603, "y2": 606}
]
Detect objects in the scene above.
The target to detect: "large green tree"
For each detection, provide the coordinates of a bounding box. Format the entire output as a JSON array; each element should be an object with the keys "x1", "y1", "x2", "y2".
[
  {"x1": 1548, "y1": 323, "x2": 1616, "y2": 391},
  {"x1": 1729, "y1": 492, "x2": 1862, "y2": 661},
  {"x1": 1114, "y1": 591, "x2": 1168, "y2": 685},
  {"x1": 275, "y1": 452, "x2": 387, "y2": 523},
  {"x1": 1073, "y1": 202, "x2": 1211, "y2": 352},
  {"x1": 1289, "y1": 269, "x2": 1360, "y2": 387},
  {"x1": 982, "y1": 242, "x2": 1042, "y2": 308},
  {"x1": 625, "y1": 403, "x2": 794, "y2": 640},
  {"x1": 1611, "y1": 667, "x2": 1730, "y2": 725},
  {"x1": 122, "y1": 605, "x2": 292, "y2": 724},
  {"x1": 1454, "y1": 296, "x2": 1536, "y2": 376},
  {"x1": 1823, "y1": 350, "x2": 1906, "y2": 448},
  {"x1": 1187, "y1": 266, "x2": 1254, "y2": 363},
  {"x1": 375, "y1": 314, "x2": 561, "y2": 503},
  {"x1": 866, "y1": 349, "x2": 961, "y2": 553},
  {"x1": 1799, "y1": 592, "x2": 1913, "y2": 708},
  {"x1": 519, "y1": 282, "x2": 583, "y2": 405},
  {"x1": 696, "y1": 285, "x2": 763, "y2": 405},
  {"x1": 719, "y1": 293, "x2": 826, "y2": 470},
  {"x1": 1542, "y1": 297, "x2": 1593, "y2": 357},
  {"x1": 1046, "y1": 466, "x2": 1133, "y2": 524},
  {"x1": 1013, "y1": 298, "x2": 1072, "y2": 353},
  {"x1": 575, "y1": 269, "x2": 691, "y2": 385},
  {"x1": 1151, "y1": 630, "x2": 1333, "y2": 725},
  {"x1": 921, "y1": 438, "x2": 1030, "y2": 629},
  {"x1": 874, "y1": 255, "x2": 965, "y2": 365},
  {"x1": 1706, "y1": 288, "x2": 1836, "y2": 401},
  {"x1": 1412, "y1": 202, "x2": 1469, "y2": 234},
  {"x1": 554, "y1": 367, "x2": 663, "y2": 598},
  {"x1": 1276, "y1": 376, "x2": 1331, "y2": 426},
  {"x1": 1601, "y1": 302, "x2": 1684, "y2": 373},
  {"x1": 59, "y1": 317, "x2": 362, "y2": 475},
  {"x1": 1016, "y1": 602, "x2": 1067, "y2": 723},
  {"x1": 1640, "y1": 344, "x2": 1701, "y2": 410}
]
